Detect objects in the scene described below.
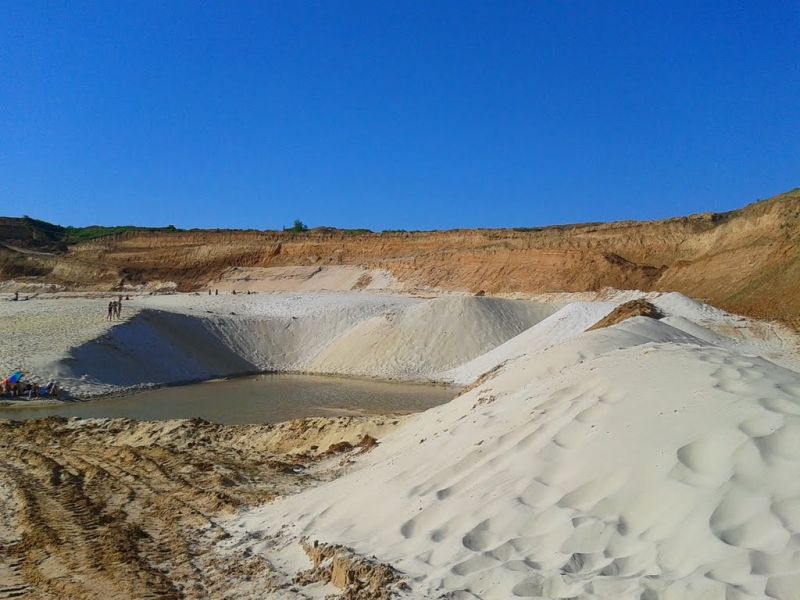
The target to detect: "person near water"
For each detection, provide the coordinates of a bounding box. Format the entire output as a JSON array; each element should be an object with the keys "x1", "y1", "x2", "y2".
[{"x1": 107, "y1": 301, "x2": 114, "y2": 321}]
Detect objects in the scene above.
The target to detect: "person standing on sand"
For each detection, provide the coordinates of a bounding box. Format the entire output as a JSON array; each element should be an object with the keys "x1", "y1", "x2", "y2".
[{"x1": 107, "y1": 301, "x2": 114, "y2": 321}]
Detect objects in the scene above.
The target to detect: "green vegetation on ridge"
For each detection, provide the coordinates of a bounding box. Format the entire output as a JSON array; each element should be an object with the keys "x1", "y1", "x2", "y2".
[{"x1": 13, "y1": 216, "x2": 179, "y2": 245}]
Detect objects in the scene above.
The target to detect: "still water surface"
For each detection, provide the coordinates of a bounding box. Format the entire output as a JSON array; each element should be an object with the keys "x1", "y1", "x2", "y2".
[{"x1": 0, "y1": 373, "x2": 456, "y2": 424}]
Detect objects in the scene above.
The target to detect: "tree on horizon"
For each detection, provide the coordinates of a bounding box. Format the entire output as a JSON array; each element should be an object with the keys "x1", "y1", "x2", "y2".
[{"x1": 290, "y1": 219, "x2": 308, "y2": 233}]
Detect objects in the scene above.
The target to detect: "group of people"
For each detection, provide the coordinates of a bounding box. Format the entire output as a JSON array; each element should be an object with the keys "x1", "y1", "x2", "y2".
[
  {"x1": 207, "y1": 289, "x2": 256, "y2": 295},
  {"x1": 106, "y1": 295, "x2": 130, "y2": 321},
  {"x1": 1, "y1": 372, "x2": 60, "y2": 400}
]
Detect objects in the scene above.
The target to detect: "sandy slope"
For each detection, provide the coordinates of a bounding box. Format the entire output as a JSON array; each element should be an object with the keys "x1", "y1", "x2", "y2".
[
  {"x1": 207, "y1": 266, "x2": 403, "y2": 294},
  {"x1": 0, "y1": 294, "x2": 418, "y2": 396},
  {"x1": 4, "y1": 290, "x2": 800, "y2": 598},
  {"x1": 442, "y1": 301, "x2": 617, "y2": 385},
  {"x1": 227, "y1": 305, "x2": 800, "y2": 599},
  {"x1": 0, "y1": 293, "x2": 557, "y2": 397},
  {"x1": 310, "y1": 296, "x2": 557, "y2": 379},
  {"x1": 0, "y1": 297, "x2": 142, "y2": 393}
]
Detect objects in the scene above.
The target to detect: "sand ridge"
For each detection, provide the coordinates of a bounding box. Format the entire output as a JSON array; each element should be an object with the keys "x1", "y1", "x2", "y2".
[
  {"x1": 4, "y1": 290, "x2": 800, "y2": 598},
  {"x1": 309, "y1": 296, "x2": 557, "y2": 380},
  {"x1": 227, "y1": 306, "x2": 800, "y2": 599},
  {"x1": 0, "y1": 293, "x2": 556, "y2": 398}
]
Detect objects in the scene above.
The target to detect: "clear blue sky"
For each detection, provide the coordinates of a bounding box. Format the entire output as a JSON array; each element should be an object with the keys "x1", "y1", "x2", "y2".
[{"x1": 1, "y1": 1, "x2": 798, "y2": 230}]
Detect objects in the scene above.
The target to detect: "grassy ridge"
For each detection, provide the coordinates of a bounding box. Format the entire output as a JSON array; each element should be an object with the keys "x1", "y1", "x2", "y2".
[
  {"x1": 63, "y1": 224, "x2": 177, "y2": 243},
  {"x1": 12, "y1": 217, "x2": 379, "y2": 245},
  {"x1": 16, "y1": 216, "x2": 178, "y2": 244}
]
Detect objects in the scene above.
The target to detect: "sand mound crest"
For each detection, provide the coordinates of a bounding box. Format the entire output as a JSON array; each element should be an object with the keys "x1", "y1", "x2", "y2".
[
  {"x1": 233, "y1": 315, "x2": 800, "y2": 599},
  {"x1": 309, "y1": 296, "x2": 557, "y2": 380},
  {"x1": 443, "y1": 301, "x2": 616, "y2": 385}
]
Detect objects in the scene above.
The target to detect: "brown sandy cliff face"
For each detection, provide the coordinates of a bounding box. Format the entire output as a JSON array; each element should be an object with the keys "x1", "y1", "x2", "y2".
[{"x1": 2, "y1": 189, "x2": 799, "y2": 321}]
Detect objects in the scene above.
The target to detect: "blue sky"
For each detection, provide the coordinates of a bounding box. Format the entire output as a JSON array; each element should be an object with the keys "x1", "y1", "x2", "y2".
[{"x1": 1, "y1": 1, "x2": 798, "y2": 230}]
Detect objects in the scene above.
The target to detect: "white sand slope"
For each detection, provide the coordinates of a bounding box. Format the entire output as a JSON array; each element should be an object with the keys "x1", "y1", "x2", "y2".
[
  {"x1": 42, "y1": 294, "x2": 419, "y2": 396},
  {"x1": 228, "y1": 314, "x2": 800, "y2": 599},
  {"x1": 443, "y1": 292, "x2": 800, "y2": 387},
  {"x1": 651, "y1": 292, "x2": 800, "y2": 372},
  {"x1": 441, "y1": 301, "x2": 618, "y2": 385},
  {"x1": 3, "y1": 294, "x2": 556, "y2": 396},
  {"x1": 310, "y1": 296, "x2": 557, "y2": 379},
  {"x1": 208, "y1": 265, "x2": 403, "y2": 293},
  {"x1": 3, "y1": 291, "x2": 798, "y2": 401}
]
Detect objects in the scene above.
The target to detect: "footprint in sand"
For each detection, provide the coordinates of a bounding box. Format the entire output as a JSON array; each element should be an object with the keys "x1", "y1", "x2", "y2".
[{"x1": 450, "y1": 553, "x2": 498, "y2": 576}]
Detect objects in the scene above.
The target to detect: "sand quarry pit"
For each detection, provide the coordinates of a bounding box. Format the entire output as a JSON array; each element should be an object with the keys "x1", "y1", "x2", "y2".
[{"x1": 2, "y1": 291, "x2": 800, "y2": 599}]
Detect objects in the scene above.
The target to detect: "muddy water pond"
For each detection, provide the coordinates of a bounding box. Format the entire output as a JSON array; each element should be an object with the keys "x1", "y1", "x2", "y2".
[{"x1": 0, "y1": 373, "x2": 457, "y2": 424}]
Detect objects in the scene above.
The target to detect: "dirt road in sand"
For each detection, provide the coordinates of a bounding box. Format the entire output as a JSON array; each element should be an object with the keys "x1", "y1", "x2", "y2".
[{"x1": 0, "y1": 416, "x2": 401, "y2": 599}]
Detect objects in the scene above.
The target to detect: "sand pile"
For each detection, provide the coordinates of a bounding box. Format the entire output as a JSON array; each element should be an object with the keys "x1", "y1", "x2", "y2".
[
  {"x1": 228, "y1": 310, "x2": 800, "y2": 599},
  {"x1": 5, "y1": 291, "x2": 798, "y2": 400},
  {"x1": 4, "y1": 294, "x2": 559, "y2": 397},
  {"x1": 442, "y1": 301, "x2": 617, "y2": 385},
  {"x1": 0, "y1": 297, "x2": 139, "y2": 392},
  {"x1": 12, "y1": 294, "x2": 417, "y2": 396},
  {"x1": 310, "y1": 296, "x2": 557, "y2": 380},
  {"x1": 650, "y1": 292, "x2": 800, "y2": 372}
]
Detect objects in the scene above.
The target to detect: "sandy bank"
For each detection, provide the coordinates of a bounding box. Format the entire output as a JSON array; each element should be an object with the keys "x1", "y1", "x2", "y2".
[
  {"x1": 309, "y1": 295, "x2": 557, "y2": 379},
  {"x1": 1, "y1": 293, "x2": 557, "y2": 397},
  {"x1": 3, "y1": 290, "x2": 800, "y2": 598},
  {"x1": 208, "y1": 265, "x2": 404, "y2": 294},
  {"x1": 225, "y1": 297, "x2": 800, "y2": 599}
]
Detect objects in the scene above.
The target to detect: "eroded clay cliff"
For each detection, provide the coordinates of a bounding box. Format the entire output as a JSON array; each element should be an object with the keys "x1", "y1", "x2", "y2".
[{"x1": 2, "y1": 188, "x2": 799, "y2": 322}]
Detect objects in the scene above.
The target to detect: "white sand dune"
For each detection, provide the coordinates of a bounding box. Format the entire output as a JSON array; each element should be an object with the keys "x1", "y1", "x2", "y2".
[
  {"x1": 1, "y1": 293, "x2": 555, "y2": 396},
  {"x1": 3, "y1": 291, "x2": 797, "y2": 400},
  {"x1": 442, "y1": 301, "x2": 618, "y2": 385},
  {"x1": 441, "y1": 292, "x2": 800, "y2": 387},
  {"x1": 5, "y1": 288, "x2": 800, "y2": 597},
  {"x1": 38, "y1": 294, "x2": 419, "y2": 396},
  {"x1": 227, "y1": 310, "x2": 800, "y2": 599},
  {"x1": 310, "y1": 296, "x2": 557, "y2": 380}
]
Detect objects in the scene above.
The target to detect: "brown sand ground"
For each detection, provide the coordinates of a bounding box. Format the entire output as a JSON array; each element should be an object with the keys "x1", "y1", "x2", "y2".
[{"x1": 0, "y1": 416, "x2": 402, "y2": 599}]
